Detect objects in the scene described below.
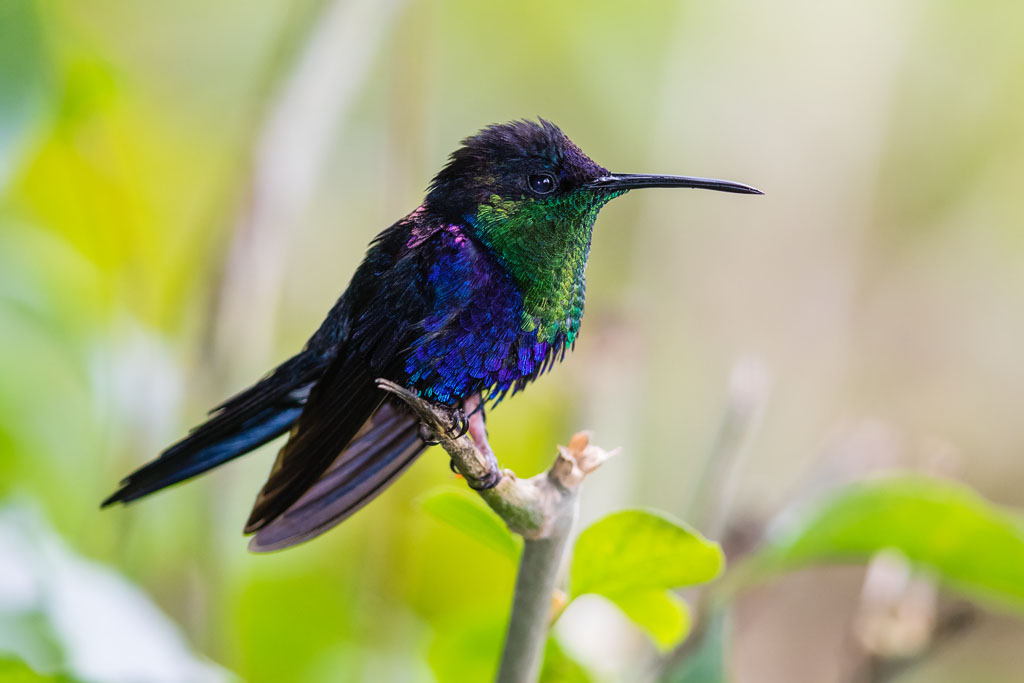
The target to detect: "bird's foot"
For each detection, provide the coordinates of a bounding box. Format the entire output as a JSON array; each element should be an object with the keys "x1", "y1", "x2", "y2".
[
  {"x1": 448, "y1": 455, "x2": 502, "y2": 490},
  {"x1": 464, "y1": 395, "x2": 501, "y2": 490},
  {"x1": 418, "y1": 423, "x2": 441, "y2": 446},
  {"x1": 417, "y1": 405, "x2": 469, "y2": 445},
  {"x1": 465, "y1": 460, "x2": 502, "y2": 490},
  {"x1": 448, "y1": 407, "x2": 470, "y2": 440},
  {"x1": 419, "y1": 394, "x2": 501, "y2": 490}
]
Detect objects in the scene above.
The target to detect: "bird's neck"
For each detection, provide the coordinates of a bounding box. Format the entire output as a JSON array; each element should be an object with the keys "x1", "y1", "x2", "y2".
[{"x1": 467, "y1": 192, "x2": 619, "y2": 344}]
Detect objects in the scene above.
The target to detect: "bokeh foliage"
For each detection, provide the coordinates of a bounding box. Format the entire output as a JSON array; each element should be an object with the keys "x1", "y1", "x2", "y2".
[{"x1": 3, "y1": 0, "x2": 1024, "y2": 681}]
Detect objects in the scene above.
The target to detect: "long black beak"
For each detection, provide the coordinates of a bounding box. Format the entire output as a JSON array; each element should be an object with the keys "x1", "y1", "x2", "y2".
[{"x1": 586, "y1": 173, "x2": 763, "y2": 195}]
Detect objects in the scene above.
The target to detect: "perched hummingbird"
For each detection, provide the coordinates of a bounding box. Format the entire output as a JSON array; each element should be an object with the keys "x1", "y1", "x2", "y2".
[{"x1": 103, "y1": 119, "x2": 760, "y2": 551}]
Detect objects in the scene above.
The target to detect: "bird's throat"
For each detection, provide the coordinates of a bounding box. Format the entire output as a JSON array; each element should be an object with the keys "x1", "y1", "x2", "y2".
[{"x1": 472, "y1": 191, "x2": 621, "y2": 344}]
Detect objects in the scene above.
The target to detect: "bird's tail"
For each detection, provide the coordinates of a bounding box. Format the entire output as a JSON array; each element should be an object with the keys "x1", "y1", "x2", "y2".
[{"x1": 102, "y1": 352, "x2": 327, "y2": 507}]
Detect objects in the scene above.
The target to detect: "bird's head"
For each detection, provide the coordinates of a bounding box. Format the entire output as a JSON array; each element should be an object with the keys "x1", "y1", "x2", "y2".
[
  {"x1": 426, "y1": 118, "x2": 759, "y2": 221},
  {"x1": 424, "y1": 119, "x2": 760, "y2": 324}
]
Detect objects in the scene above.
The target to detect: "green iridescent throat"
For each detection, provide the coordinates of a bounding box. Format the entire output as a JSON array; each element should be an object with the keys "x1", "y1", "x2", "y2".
[{"x1": 473, "y1": 190, "x2": 623, "y2": 344}]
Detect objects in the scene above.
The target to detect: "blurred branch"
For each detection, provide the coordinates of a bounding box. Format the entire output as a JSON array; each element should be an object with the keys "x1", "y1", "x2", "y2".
[
  {"x1": 210, "y1": 0, "x2": 404, "y2": 377},
  {"x1": 377, "y1": 380, "x2": 617, "y2": 683},
  {"x1": 848, "y1": 599, "x2": 975, "y2": 683},
  {"x1": 685, "y1": 356, "x2": 770, "y2": 540},
  {"x1": 661, "y1": 358, "x2": 770, "y2": 680}
]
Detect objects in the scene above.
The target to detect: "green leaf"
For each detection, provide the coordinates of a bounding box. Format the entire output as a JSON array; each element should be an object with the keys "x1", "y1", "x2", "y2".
[
  {"x1": 570, "y1": 510, "x2": 724, "y2": 650},
  {"x1": 749, "y1": 476, "x2": 1024, "y2": 614},
  {"x1": 571, "y1": 510, "x2": 724, "y2": 597},
  {"x1": 607, "y1": 589, "x2": 691, "y2": 652},
  {"x1": 419, "y1": 488, "x2": 521, "y2": 561}
]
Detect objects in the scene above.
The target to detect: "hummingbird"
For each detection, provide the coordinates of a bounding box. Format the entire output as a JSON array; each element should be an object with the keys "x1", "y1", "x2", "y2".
[{"x1": 103, "y1": 119, "x2": 761, "y2": 551}]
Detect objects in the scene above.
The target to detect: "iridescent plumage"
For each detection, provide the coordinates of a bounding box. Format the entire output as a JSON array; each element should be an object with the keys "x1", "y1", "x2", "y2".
[{"x1": 103, "y1": 119, "x2": 760, "y2": 550}]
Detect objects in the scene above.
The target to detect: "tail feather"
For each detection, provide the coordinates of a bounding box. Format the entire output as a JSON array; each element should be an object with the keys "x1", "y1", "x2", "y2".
[
  {"x1": 102, "y1": 405, "x2": 304, "y2": 506},
  {"x1": 248, "y1": 402, "x2": 425, "y2": 552},
  {"x1": 102, "y1": 352, "x2": 326, "y2": 507}
]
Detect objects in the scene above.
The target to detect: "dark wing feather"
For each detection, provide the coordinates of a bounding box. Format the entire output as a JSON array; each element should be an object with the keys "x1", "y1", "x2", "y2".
[
  {"x1": 243, "y1": 351, "x2": 388, "y2": 532},
  {"x1": 248, "y1": 402, "x2": 425, "y2": 551},
  {"x1": 243, "y1": 216, "x2": 494, "y2": 536},
  {"x1": 102, "y1": 351, "x2": 328, "y2": 506},
  {"x1": 241, "y1": 219, "x2": 434, "y2": 532}
]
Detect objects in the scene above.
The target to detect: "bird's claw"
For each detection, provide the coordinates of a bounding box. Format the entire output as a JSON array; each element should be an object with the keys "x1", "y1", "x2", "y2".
[
  {"x1": 465, "y1": 466, "x2": 502, "y2": 490},
  {"x1": 422, "y1": 400, "x2": 499, "y2": 489},
  {"x1": 450, "y1": 456, "x2": 501, "y2": 489},
  {"x1": 448, "y1": 453, "x2": 501, "y2": 490},
  {"x1": 418, "y1": 423, "x2": 441, "y2": 446},
  {"x1": 418, "y1": 406, "x2": 468, "y2": 445},
  {"x1": 448, "y1": 407, "x2": 470, "y2": 440}
]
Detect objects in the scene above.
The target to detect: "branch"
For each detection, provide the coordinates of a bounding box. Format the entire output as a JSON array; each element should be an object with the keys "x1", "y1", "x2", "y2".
[{"x1": 376, "y1": 380, "x2": 617, "y2": 683}]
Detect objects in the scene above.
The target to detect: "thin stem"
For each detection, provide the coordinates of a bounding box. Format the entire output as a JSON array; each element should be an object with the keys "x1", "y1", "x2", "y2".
[
  {"x1": 684, "y1": 357, "x2": 769, "y2": 538},
  {"x1": 497, "y1": 530, "x2": 576, "y2": 683}
]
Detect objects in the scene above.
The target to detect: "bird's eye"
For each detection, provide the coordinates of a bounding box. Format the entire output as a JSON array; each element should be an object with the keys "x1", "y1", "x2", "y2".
[{"x1": 528, "y1": 173, "x2": 556, "y2": 195}]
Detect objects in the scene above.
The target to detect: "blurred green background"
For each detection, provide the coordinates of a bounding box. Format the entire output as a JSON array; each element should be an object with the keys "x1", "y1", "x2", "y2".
[{"x1": 3, "y1": 0, "x2": 1024, "y2": 681}]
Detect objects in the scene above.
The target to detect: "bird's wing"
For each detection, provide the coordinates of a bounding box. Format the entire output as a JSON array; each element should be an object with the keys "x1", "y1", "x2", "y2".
[
  {"x1": 242, "y1": 220, "x2": 439, "y2": 532},
  {"x1": 243, "y1": 219, "x2": 500, "y2": 537},
  {"x1": 242, "y1": 348, "x2": 392, "y2": 532},
  {"x1": 247, "y1": 401, "x2": 425, "y2": 551}
]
